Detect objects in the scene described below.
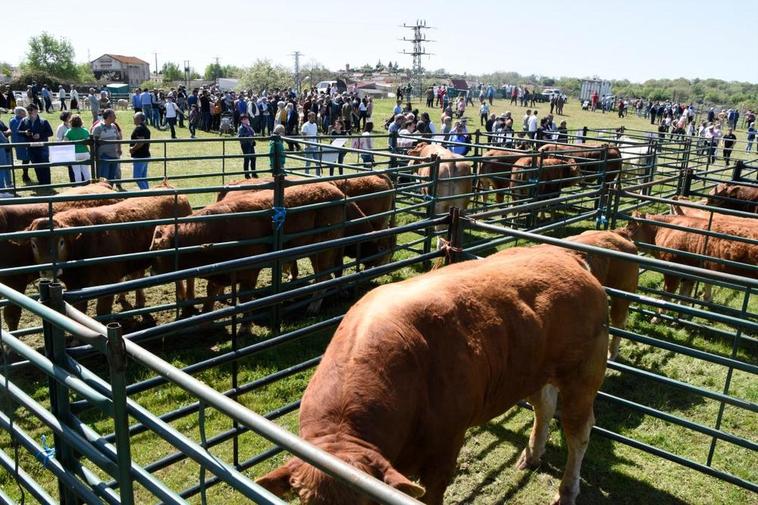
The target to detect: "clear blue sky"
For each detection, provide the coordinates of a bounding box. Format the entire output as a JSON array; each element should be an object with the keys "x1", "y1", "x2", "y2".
[{"x1": 7, "y1": 0, "x2": 757, "y2": 83}]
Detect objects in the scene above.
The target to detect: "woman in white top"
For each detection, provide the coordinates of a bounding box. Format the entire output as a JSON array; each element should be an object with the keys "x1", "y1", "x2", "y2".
[
  {"x1": 164, "y1": 96, "x2": 180, "y2": 139},
  {"x1": 69, "y1": 87, "x2": 79, "y2": 111},
  {"x1": 358, "y1": 121, "x2": 375, "y2": 168}
]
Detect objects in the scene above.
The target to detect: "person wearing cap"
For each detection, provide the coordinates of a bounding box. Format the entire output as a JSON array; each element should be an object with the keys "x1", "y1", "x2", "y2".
[{"x1": 238, "y1": 114, "x2": 257, "y2": 178}]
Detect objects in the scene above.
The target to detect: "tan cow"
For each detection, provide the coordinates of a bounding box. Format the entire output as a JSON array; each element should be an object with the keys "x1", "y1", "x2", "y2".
[
  {"x1": 539, "y1": 142, "x2": 622, "y2": 184},
  {"x1": 625, "y1": 212, "x2": 757, "y2": 306},
  {"x1": 0, "y1": 181, "x2": 121, "y2": 330},
  {"x1": 705, "y1": 183, "x2": 758, "y2": 213},
  {"x1": 407, "y1": 142, "x2": 473, "y2": 215},
  {"x1": 27, "y1": 191, "x2": 192, "y2": 317},
  {"x1": 151, "y1": 182, "x2": 359, "y2": 317},
  {"x1": 258, "y1": 247, "x2": 609, "y2": 505}
]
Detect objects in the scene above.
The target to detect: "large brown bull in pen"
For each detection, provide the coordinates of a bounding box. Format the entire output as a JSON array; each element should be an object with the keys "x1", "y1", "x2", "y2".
[
  {"x1": 257, "y1": 247, "x2": 609, "y2": 505},
  {"x1": 625, "y1": 212, "x2": 758, "y2": 306},
  {"x1": 151, "y1": 182, "x2": 371, "y2": 318},
  {"x1": 496, "y1": 230, "x2": 639, "y2": 360},
  {"x1": 0, "y1": 181, "x2": 121, "y2": 330},
  {"x1": 27, "y1": 189, "x2": 192, "y2": 317},
  {"x1": 539, "y1": 142, "x2": 622, "y2": 184}
]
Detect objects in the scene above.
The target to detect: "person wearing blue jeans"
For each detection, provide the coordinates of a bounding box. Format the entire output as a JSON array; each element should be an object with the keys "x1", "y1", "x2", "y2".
[
  {"x1": 130, "y1": 112, "x2": 151, "y2": 189},
  {"x1": 140, "y1": 89, "x2": 154, "y2": 126},
  {"x1": 17, "y1": 104, "x2": 53, "y2": 185},
  {"x1": 0, "y1": 122, "x2": 12, "y2": 190},
  {"x1": 92, "y1": 109, "x2": 122, "y2": 184}
]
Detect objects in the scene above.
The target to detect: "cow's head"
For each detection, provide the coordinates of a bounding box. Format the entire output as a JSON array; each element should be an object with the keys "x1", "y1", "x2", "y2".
[
  {"x1": 257, "y1": 454, "x2": 424, "y2": 505},
  {"x1": 563, "y1": 157, "x2": 580, "y2": 178},
  {"x1": 706, "y1": 183, "x2": 730, "y2": 207},
  {"x1": 28, "y1": 216, "x2": 73, "y2": 267},
  {"x1": 150, "y1": 224, "x2": 177, "y2": 275},
  {"x1": 406, "y1": 142, "x2": 429, "y2": 158},
  {"x1": 624, "y1": 211, "x2": 655, "y2": 243}
]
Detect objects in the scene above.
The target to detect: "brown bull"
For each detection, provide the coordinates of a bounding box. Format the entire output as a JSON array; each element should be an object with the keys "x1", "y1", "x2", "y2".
[
  {"x1": 477, "y1": 147, "x2": 529, "y2": 204},
  {"x1": 625, "y1": 212, "x2": 757, "y2": 305},
  {"x1": 492, "y1": 229, "x2": 638, "y2": 360},
  {"x1": 1, "y1": 181, "x2": 121, "y2": 330},
  {"x1": 27, "y1": 191, "x2": 192, "y2": 317},
  {"x1": 705, "y1": 183, "x2": 758, "y2": 213},
  {"x1": 539, "y1": 143, "x2": 622, "y2": 184},
  {"x1": 510, "y1": 155, "x2": 580, "y2": 202},
  {"x1": 258, "y1": 247, "x2": 609, "y2": 505},
  {"x1": 215, "y1": 175, "x2": 396, "y2": 278},
  {"x1": 151, "y1": 182, "x2": 362, "y2": 317}
]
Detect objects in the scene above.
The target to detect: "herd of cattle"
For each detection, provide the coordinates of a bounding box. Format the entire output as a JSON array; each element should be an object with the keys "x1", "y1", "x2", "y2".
[{"x1": 0, "y1": 142, "x2": 756, "y2": 505}]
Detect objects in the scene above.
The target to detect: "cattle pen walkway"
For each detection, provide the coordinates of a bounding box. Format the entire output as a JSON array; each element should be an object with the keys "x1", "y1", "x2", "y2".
[{"x1": 0, "y1": 133, "x2": 756, "y2": 504}]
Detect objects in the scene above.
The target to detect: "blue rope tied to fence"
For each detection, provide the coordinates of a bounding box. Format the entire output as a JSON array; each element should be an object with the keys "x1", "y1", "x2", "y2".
[
  {"x1": 596, "y1": 214, "x2": 608, "y2": 227},
  {"x1": 272, "y1": 206, "x2": 287, "y2": 231},
  {"x1": 35, "y1": 435, "x2": 55, "y2": 468},
  {"x1": 422, "y1": 193, "x2": 434, "y2": 201}
]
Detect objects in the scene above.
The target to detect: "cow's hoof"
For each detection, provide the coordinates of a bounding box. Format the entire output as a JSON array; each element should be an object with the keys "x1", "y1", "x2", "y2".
[{"x1": 516, "y1": 450, "x2": 541, "y2": 470}]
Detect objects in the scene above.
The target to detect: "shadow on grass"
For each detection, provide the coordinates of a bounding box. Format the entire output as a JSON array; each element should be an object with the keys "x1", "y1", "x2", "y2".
[{"x1": 453, "y1": 410, "x2": 691, "y2": 505}]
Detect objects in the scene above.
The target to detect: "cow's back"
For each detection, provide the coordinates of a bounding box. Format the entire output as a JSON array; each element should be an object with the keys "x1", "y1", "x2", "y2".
[{"x1": 300, "y1": 248, "x2": 608, "y2": 470}]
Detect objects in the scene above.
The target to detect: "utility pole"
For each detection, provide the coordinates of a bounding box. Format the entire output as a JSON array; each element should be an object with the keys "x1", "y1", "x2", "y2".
[
  {"x1": 154, "y1": 52, "x2": 158, "y2": 80},
  {"x1": 184, "y1": 60, "x2": 190, "y2": 89},
  {"x1": 213, "y1": 56, "x2": 220, "y2": 82},
  {"x1": 292, "y1": 51, "x2": 302, "y2": 95},
  {"x1": 400, "y1": 19, "x2": 434, "y2": 102}
]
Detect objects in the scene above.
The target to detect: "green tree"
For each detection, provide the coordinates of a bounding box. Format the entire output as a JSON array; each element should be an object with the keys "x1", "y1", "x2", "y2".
[
  {"x1": 76, "y1": 63, "x2": 96, "y2": 83},
  {"x1": 238, "y1": 60, "x2": 292, "y2": 92},
  {"x1": 161, "y1": 62, "x2": 183, "y2": 82},
  {"x1": 0, "y1": 62, "x2": 12, "y2": 78},
  {"x1": 23, "y1": 32, "x2": 79, "y2": 81}
]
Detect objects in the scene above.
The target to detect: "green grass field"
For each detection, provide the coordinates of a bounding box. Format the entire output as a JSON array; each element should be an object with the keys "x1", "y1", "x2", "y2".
[{"x1": 1, "y1": 97, "x2": 756, "y2": 504}]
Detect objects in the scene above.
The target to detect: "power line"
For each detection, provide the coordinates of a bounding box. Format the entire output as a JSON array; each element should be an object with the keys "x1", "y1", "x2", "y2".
[
  {"x1": 292, "y1": 51, "x2": 302, "y2": 95},
  {"x1": 400, "y1": 19, "x2": 434, "y2": 100}
]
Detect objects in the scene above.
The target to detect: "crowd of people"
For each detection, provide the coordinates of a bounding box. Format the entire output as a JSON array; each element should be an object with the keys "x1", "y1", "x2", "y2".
[
  {"x1": 1, "y1": 79, "x2": 756, "y2": 192},
  {"x1": 0, "y1": 103, "x2": 155, "y2": 192}
]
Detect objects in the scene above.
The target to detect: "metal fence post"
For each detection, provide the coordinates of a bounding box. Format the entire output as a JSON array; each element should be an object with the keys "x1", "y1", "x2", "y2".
[
  {"x1": 473, "y1": 129, "x2": 482, "y2": 207},
  {"x1": 423, "y1": 155, "x2": 440, "y2": 268},
  {"x1": 444, "y1": 207, "x2": 463, "y2": 265},
  {"x1": 271, "y1": 174, "x2": 285, "y2": 337},
  {"x1": 39, "y1": 280, "x2": 79, "y2": 505},
  {"x1": 645, "y1": 137, "x2": 658, "y2": 196},
  {"x1": 91, "y1": 137, "x2": 99, "y2": 181},
  {"x1": 106, "y1": 322, "x2": 135, "y2": 505}
]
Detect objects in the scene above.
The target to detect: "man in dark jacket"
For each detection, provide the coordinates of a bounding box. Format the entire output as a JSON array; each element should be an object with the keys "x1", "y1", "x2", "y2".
[{"x1": 17, "y1": 104, "x2": 53, "y2": 185}]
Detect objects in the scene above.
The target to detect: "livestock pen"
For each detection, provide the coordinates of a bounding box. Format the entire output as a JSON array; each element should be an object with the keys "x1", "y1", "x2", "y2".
[{"x1": 0, "y1": 133, "x2": 756, "y2": 504}]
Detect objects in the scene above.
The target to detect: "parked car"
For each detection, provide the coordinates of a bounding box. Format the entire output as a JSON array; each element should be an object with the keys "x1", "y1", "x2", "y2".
[{"x1": 540, "y1": 88, "x2": 562, "y2": 101}]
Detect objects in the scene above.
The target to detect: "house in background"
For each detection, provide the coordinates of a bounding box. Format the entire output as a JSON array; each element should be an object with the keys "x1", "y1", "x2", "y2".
[{"x1": 90, "y1": 54, "x2": 150, "y2": 86}]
